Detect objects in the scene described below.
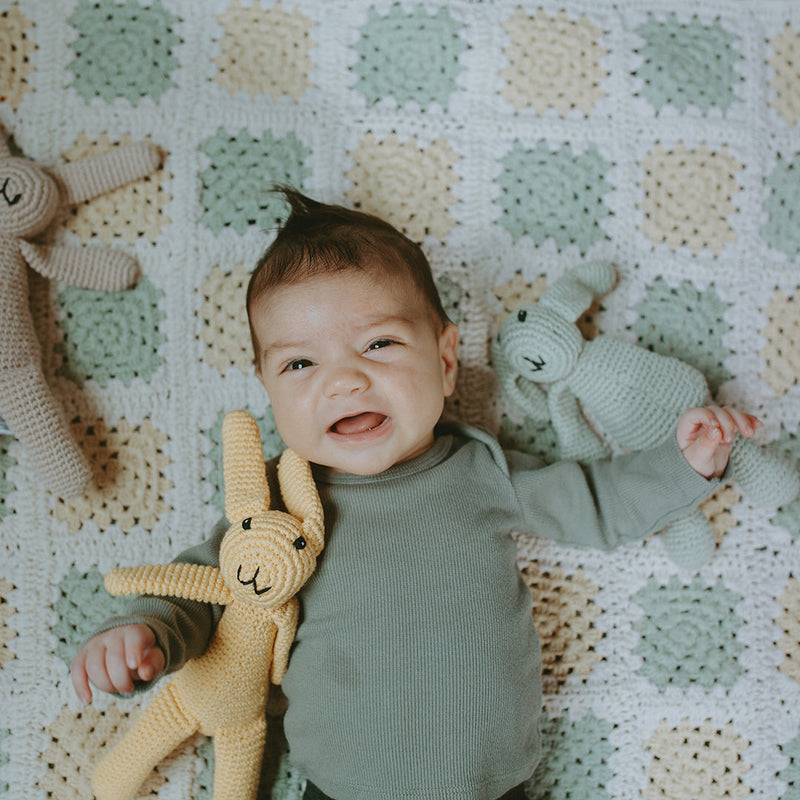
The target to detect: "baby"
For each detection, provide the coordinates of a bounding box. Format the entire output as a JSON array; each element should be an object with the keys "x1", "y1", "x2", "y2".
[{"x1": 73, "y1": 189, "x2": 760, "y2": 800}]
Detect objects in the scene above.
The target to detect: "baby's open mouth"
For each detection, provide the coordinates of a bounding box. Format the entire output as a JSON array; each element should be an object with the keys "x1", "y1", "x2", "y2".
[{"x1": 330, "y1": 412, "x2": 387, "y2": 435}]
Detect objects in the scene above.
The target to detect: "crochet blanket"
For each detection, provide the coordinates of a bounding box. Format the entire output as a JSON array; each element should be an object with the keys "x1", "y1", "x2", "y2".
[{"x1": 1, "y1": 2, "x2": 799, "y2": 798}]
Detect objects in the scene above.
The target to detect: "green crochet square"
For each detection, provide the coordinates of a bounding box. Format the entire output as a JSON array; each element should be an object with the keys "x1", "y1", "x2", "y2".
[{"x1": 67, "y1": 0, "x2": 180, "y2": 105}]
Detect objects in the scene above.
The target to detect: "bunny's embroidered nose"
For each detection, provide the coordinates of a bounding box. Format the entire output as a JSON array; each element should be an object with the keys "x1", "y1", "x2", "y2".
[{"x1": 236, "y1": 564, "x2": 271, "y2": 595}]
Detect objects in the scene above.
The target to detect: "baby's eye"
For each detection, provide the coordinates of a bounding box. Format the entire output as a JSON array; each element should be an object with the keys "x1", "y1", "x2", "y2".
[
  {"x1": 284, "y1": 358, "x2": 314, "y2": 372},
  {"x1": 366, "y1": 339, "x2": 395, "y2": 351}
]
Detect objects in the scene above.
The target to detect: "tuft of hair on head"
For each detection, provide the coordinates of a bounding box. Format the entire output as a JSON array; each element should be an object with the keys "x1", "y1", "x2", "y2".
[{"x1": 246, "y1": 186, "x2": 451, "y2": 364}]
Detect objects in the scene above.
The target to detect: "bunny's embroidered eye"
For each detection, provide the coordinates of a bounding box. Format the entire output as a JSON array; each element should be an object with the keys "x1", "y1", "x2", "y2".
[
  {"x1": 517, "y1": 309, "x2": 527, "y2": 322},
  {"x1": 293, "y1": 536, "x2": 306, "y2": 550},
  {"x1": 242, "y1": 518, "x2": 252, "y2": 530}
]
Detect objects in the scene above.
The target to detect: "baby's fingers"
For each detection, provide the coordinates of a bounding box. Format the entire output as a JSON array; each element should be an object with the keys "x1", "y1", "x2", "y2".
[{"x1": 722, "y1": 406, "x2": 761, "y2": 438}]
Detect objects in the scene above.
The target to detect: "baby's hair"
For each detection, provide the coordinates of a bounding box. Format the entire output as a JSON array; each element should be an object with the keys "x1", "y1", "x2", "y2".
[{"x1": 247, "y1": 187, "x2": 451, "y2": 363}]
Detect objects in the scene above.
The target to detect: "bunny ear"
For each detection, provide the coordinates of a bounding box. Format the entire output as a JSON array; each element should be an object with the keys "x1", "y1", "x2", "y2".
[
  {"x1": 539, "y1": 262, "x2": 616, "y2": 321},
  {"x1": 222, "y1": 410, "x2": 271, "y2": 523},
  {"x1": 277, "y1": 449, "x2": 325, "y2": 557}
]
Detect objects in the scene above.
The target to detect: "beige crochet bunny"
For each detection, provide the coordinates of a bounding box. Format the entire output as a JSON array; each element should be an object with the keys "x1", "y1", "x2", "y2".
[
  {"x1": 0, "y1": 122, "x2": 160, "y2": 497},
  {"x1": 91, "y1": 409, "x2": 325, "y2": 800}
]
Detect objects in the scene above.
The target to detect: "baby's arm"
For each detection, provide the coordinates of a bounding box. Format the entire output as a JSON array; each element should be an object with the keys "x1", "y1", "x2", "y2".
[
  {"x1": 677, "y1": 406, "x2": 761, "y2": 478},
  {"x1": 71, "y1": 624, "x2": 165, "y2": 704}
]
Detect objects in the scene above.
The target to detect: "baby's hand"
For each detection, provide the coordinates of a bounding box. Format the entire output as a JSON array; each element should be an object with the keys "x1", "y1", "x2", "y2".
[
  {"x1": 676, "y1": 406, "x2": 761, "y2": 479},
  {"x1": 71, "y1": 624, "x2": 164, "y2": 704}
]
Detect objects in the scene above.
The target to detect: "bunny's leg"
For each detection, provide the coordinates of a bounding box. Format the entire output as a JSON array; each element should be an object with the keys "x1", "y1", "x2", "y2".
[
  {"x1": 212, "y1": 716, "x2": 268, "y2": 800},
  {"x1": 730, "y1": 435, "x2": 799, "y2": 508},
  {"x1": 92, "y1": 683, "x2": 199, "y2": 800},
  {"x1": 660, "y1": 509, "x2": 715, "y2": 572},
  {"x1": 0, "y1": 365, "x2": 91, "y2": 498}
]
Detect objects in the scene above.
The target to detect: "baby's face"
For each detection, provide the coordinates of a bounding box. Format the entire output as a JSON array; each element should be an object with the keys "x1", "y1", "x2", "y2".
[{"x1": 253, "y1": 269, "x2": 458, "y2": 475}]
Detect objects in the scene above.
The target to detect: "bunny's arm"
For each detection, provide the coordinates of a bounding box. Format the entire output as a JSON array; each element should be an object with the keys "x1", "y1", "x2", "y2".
[
  {"x1": 270, "y1": 597, "x2": 300, "y2": 685},
  {"x1": 105, "y1": 563, "x2": 233, "y2": 606},
  {"x1": 19, "y1": 241, "x2": 139, "y2": 291},
  {"x1": 49, "y1": 142, "x2": 161, "y2": 205},
  {"x1": 548, "y1": 380, "x2": 610, "y2": 462}
]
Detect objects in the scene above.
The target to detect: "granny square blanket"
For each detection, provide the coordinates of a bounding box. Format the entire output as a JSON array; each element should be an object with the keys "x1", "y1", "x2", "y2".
[{"x1": 1, "y1": 1, "x2": 799, "y2": 799}]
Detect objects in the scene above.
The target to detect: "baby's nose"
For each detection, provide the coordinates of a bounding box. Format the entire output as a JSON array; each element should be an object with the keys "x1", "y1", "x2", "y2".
[{"x1": 323, "y1": 364, "x2": 370, "y2": 397}]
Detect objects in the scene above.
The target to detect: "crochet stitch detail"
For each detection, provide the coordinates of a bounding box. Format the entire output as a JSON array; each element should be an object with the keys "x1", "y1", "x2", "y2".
[
  {"x1": 521, "y1": 564, "x2": 603, "y2": 691},
  {"x1": 52, "y1": 567, "x2": 129, "y2": 667},
  {"x1": 762, "y1": 154, "x2": 800, "y2": 258},
  {"x1": 0, "y1": 577, "x2": 16, "y2": 668},
  {"x1": 638, "y1": 143, "x2": 742, "y2": 255},
  {"x1": 61, "y1": 134, "x2": 170, "y2": 245},
  {"x1": 200, "y1": 129, "x2": 310, "y2": 235},
  {"x1": 630, "y1": 277, "x2": 732, "y2": 395},
  {"x1": 769, "y1": 427, "x2": 800, "y2": 539},
  {"x1": 634, "y1": 13, "x2": 742, "y2": 113},
  {"x1": 768, "y1": 24, "x2": 800, "y2": 126},
  {"x1": 0, "y1": 439, "x2": 14, "y2": 521},
  {"x1": 0, "y1": 7, "x2": 36, "y2": 110},
  {"x1": 777, "y1": 578, "x2": 800, "y2": 685},
  {"x1": 529, "y1": 711, "x2": 614, "y2": 800},
  {"x1": 497, "y1": 140, "x2": 611, "y2": 253},
  {"x1": 198, "y1": 264, "x2": 253, "y2": 376},
  {"x1": 345, "y1": 132, "x2": 458, "y2": 242},
  {"x1": 213, "y1": 1, "x2": 315, "y2": 101},
  {"x1": 67, "y1": 0, "x2": 180, "y2": 105},
  {"x1": 37, "y1": 704, "x2": 164, "y2": 800},
  {"x1": 352, "y1": 6, "x2": 466, "y2": 110},
  {"x1": 759, "y1": 290, "x2": 800, "y2": 396},
  {"x1": 501, "y1": 9, "x2": 608, "y2": 116},
  {"x1": 55, "y1": 277, "x2": 165, "y2": 388},
  {"x1": 632, "y1": 576, "x2": 744, "y2": 691},
  {"x1": 53, "y1": 417, "x2": 172, "y2": 534},
  {"x1": 643, "y1": 720, "x2": 752, "y2": 800}
]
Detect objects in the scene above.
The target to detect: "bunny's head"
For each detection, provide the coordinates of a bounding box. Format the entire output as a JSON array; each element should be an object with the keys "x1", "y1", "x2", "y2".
[
  {"x1": 0, "y1": 125, "x2": 60, "y2": 238},
  {"x1": 494, "y1": 262, "x2": 616, "y2": 385},
  {"x1": 219, "y1": 410, "x2": 324, "y2": 609}
]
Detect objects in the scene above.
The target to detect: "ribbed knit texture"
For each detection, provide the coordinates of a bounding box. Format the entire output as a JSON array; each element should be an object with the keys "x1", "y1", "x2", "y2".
[
  {"x1": 0, "y1": 121, "x2": 159, "y2": 498},
  {"x1": 92, "y1": 411, "x2": 324, "y2": 800}
]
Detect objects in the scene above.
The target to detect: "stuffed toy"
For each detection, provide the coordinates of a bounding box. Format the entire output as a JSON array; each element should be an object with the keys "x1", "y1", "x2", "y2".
[
  {"x1": 0, "y1": 122, "x2": 160, "y2": 498},
  {"x1": 493, "y1": 262, "x2": 799, "y2": 570},
  {"x1": 91, "y1": 409, "x2": 325, "y2": 800}
]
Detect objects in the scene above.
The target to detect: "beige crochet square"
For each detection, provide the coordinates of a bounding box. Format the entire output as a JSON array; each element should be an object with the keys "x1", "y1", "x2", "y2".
[
  {"x1": 768, "y1": 24, "x2": 800, "y2": 126},
  {"x1": 777, "y1": 577, "x2": 800, "y2": 685},
  {"x1": 759, "y1": 289, "x2": 800, "y2": 396},
  {"x1": 213, "y1": 0, "x2": 315, "y2": 101},
  {"x1": 643, "y1": 720, "x2": 752, "y2": 800},
  {"x1": 501, "y1": 9, "x2": 608, "y2": 115},
  {"x1": 60, "y1": 133, "x2": 170, "y2": 245},
  {"x1": 198, "y1": 264, "x2": 253, "y2": 376},
  {"x1": 53, "y1": 418, "x2": 172, "y2": 534},
  {"x1": 639, "y1": 143, "x2": 742, "y2": 255},
  {"x1": 346, "y1": 132, "x2": 459, "y2": 243},
  {"x1": 521, "y1": 564, "x2": 603, "y2": 691},
  {"x1": 0, "y1": 7, "x2": 36, "y2": 110},
  {"x1": 37, "y1": 704, "x2": 166, "y2": 800}
]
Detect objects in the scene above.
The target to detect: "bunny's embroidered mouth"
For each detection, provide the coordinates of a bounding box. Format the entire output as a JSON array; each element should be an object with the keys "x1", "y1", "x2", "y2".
[
  {"x1": 329, "y1": 412, "x2": 387, "y2": 436},
  {"x1": 523, "y1": 355, "x2": 546, "y2": 371},
  {"x1": 237, "y1": 565, "x2": 271, "y2": 595}
]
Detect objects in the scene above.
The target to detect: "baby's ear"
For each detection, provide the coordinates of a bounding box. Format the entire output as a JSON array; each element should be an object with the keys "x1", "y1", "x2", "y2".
[
  {"x1": 222, "y1": 410, "x2": 271, "y2": 522},
  {"x1": 277, "y1": 449, "x2": 325, "y2": 557}
]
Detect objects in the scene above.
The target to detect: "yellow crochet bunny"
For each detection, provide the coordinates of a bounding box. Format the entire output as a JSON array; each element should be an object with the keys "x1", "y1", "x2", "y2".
[
  {"x1": 0, "y1": 122, "x2": 160, "y2": 497},
  {"x1": 92, "y1": 409, "x2": 325, "y2": 800}
]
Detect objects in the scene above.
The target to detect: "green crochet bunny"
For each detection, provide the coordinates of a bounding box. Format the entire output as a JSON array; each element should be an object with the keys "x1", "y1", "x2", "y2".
[{"x1": 493, "y1": 262, "x2": 799, "y2": 570}]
